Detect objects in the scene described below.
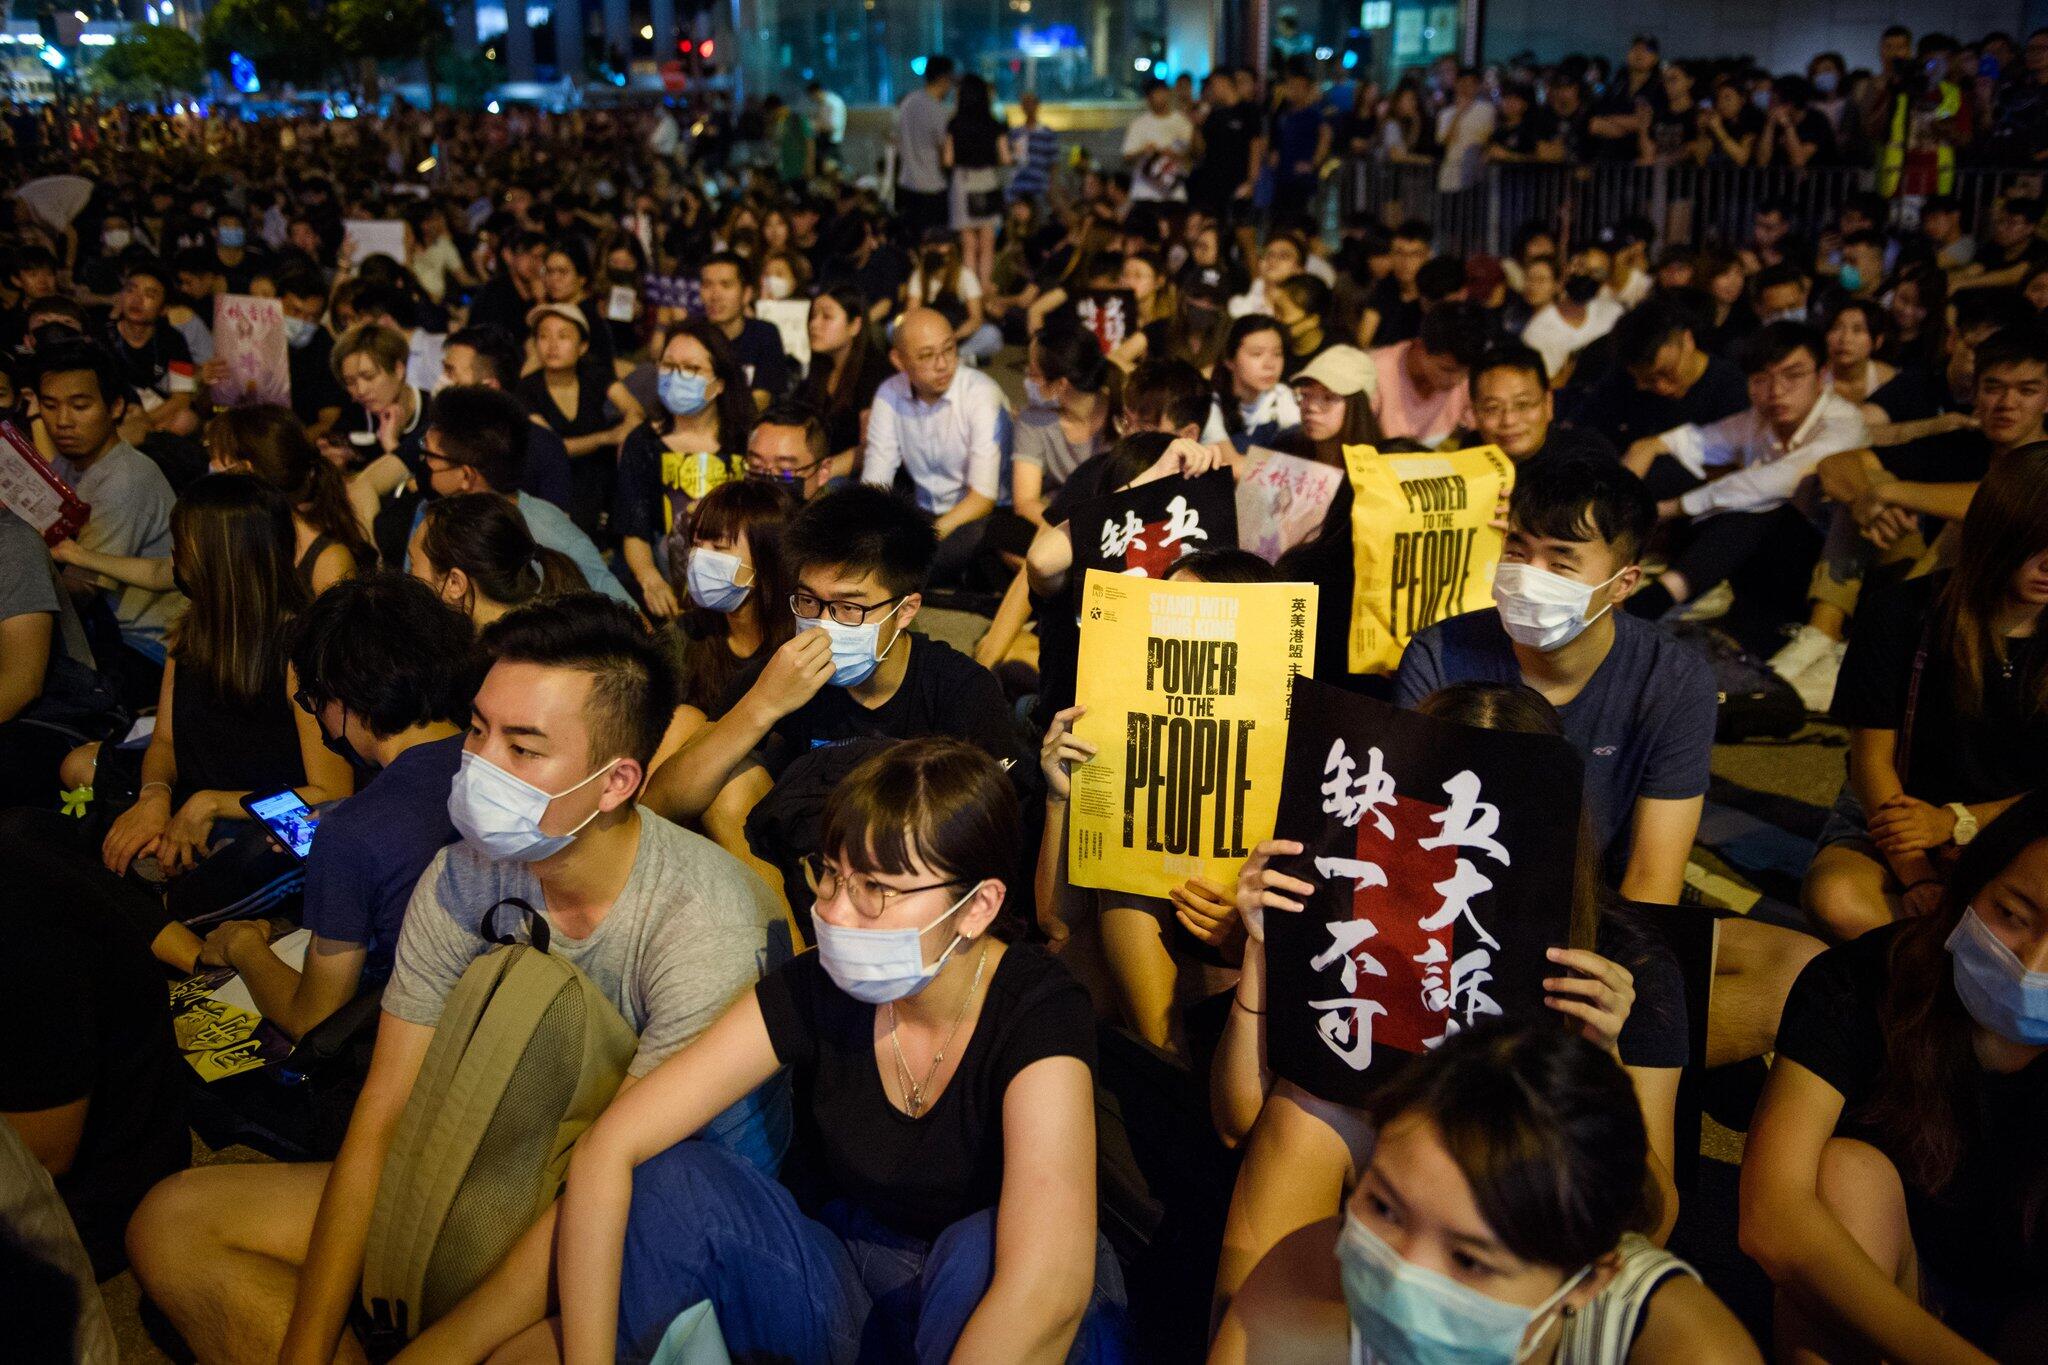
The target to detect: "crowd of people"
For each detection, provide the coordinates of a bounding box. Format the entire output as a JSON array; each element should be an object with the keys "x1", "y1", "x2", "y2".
[{"x1": 2, "y1": 21, "x2": 2047, "y2": 1365}]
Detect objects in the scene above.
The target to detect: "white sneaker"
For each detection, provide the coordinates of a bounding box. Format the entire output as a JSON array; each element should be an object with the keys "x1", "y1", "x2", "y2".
[
  {"x1": 1677, "y1": 581, "x2": 1734, "y2": 621},
  {"x1": 1793, "y1": 641, "x2": 1848, "y2": 713},
  {"x1": 1769, "y1": 624, "x2": 1836, "y2": 684}
]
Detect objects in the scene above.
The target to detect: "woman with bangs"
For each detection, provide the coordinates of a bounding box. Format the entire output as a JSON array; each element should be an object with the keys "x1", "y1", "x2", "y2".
[{"x1": 551, "y1": 738, "x2": 1126, "y2": 1364}]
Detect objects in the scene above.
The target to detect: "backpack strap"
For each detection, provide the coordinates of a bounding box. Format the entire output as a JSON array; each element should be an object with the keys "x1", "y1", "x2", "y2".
[{"x1": 482, "y1": 896, "x2": 551, "y2": 954}]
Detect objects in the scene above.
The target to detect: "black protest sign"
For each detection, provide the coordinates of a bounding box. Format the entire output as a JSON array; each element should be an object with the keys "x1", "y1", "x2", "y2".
[
  {"x1": 1265, "y1": 674, "x2": 1584, "y2": 1106},
  {"x1": 1072, "y1": 469, "x2": 1238, "y2": 582},
  {"x1": 1069, "y1": 287, "x2": 1139, "y2": 354}
]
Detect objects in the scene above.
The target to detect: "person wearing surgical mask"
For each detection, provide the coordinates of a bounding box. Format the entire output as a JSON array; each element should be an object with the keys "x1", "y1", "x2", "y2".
[
  {"x1": 1216, "y1": 1020, "x2": 1759, "y2": 1364},
  {"x1": 643, "y1": 484, "x2": 1032, "y2": 830},
  {"x1": 555, "y1": 737, "x2": 1127, "y2": 1364},
  {"x1": 274, "y1": 262, "x2": 345, "y2": 438},
  {"x1": 1395, "y1": 459, "x2": 1720, "y2": 915},
  {"x1": 1745, "y1": 792, "x2": 2048, "y2": 1365},
  {"x1": 125, "y1": 596, "x2": 792, "y2": 1365}
]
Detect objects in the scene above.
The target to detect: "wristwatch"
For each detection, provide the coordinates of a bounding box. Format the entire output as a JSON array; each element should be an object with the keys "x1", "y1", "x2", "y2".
[{"x1": 1948, "y1": 802, "x2": 1979, "y2": 847}]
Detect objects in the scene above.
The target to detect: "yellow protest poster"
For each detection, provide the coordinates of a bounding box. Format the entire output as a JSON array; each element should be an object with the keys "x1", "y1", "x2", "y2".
[
  {"x1": 1068, "y1": 569, "x2": 1317, "y2": 899},
  {"x1": 1345, "y1": 444, "x2": 1515, "y2": 675}
]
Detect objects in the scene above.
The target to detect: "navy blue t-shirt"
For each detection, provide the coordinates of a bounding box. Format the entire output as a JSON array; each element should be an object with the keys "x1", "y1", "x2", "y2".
[
  {"x1": 302, "y1": 733, "x2": 464, "y2": 984},
  {"x1": 1391, "y1": 610, "x2": 1717, "y2": 872}
]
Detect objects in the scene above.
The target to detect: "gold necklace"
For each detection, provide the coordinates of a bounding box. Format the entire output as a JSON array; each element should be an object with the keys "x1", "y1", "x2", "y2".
[{"x1": 887, "y1": 940, "x2": 990, "y2": 1119}]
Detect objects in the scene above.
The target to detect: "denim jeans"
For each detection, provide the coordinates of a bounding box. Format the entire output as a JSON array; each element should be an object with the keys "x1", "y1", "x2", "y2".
[{"x1": 615, "y1": 1142, "x2": 1129, "y2": 1365}]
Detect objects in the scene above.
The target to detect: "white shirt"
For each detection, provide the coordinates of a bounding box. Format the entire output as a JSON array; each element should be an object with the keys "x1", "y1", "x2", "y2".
[
  {"x1": 1123, "y1": 110, "x2": 1196, "y2": 201},
  {"x1": 1435, "y1": 100, "x2": 1498, "y2": 192},
  {"x1": 905, "y1": 266, "x2": 983, "y2": 305},
  {"x1": 1519, "y1": 297, "x2": 1624, "y2": 377},
  {"x1": 1201, "y1": 384, "x2": 1302, "y2": 444},
  {"x1": 410, "y1": 235, "x2": 465, "y2": 303},
  {"x1": 406, "y1": 328, "x2": 446, "y2": 396},
  {"x1": 1661, "y1": 389, "x2": 1869, "y2": 519},
  {"x1": 862, "y1": 366, "x2": 1011, "y2": 515},
  {"x1": 814, "y1": 90, "x2": 848, "y2": 143}
]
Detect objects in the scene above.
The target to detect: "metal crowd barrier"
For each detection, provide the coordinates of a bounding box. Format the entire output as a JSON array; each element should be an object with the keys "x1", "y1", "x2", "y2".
[{"x1": 1336, "y1": 158, "x2": 2048, "y2": 257}]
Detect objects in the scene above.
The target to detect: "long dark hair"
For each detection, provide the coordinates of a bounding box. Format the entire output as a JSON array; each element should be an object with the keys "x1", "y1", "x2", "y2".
[
  {"x1": 658, "y1": 319, "x2": 756, "y2": 452},
  {"x1": 1363, "y1": 1019, "x2": 1657, "y2": 1268},
  {"x1": 1884, "y1": 261, "x2": 1949, "y2": 370},
  {"x1": 206, "y1": 404, "x2": 376, "y2": 576},
  {"x1": 1279, "y1": 387, "x2": 1385, "y2": 468},
  {"x1": 1034, "y1": 319, "x2": 1125, "y2": 428},
  {"x1": 951, "y1": 74, "x2": 1001, "y2": 136},
  {"x1": 1213, "y1": 314, "x2": 1288, "y2": 436},
  {"x1": 1864, "y1": 793, "x2": 2048, "y2": 1211},
  {"x1": 672, "y1": 479, "x2": 799, "y2": 713},
  {"x1": 1933, "y1": 442, "x2": 2048, "y2": 718},
  {"x1": 417, "y1": 492, "x2": 586, "y2": 612},
  {"x1": 799, "y1": 283, "x2": 878, "y2": 420},
  {"x1": 169, "y1": 472, "x2": 307, "y2": 704}
]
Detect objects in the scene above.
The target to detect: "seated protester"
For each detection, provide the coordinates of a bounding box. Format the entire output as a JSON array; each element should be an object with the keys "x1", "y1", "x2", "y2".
[
  {"x1": 466, "y1": 226, "x2": 550, "y2": 338},
  {"x1": 1951, "y1": 193, "x2": 2048, "y2": 293},
  {"x1": 204, "y1": 404, "x2": 373, "y2": 593},
  {"x1": 1468, "y1": 342, "x2": 1619, "y2": 469},
  {"x1": 100, "y1": 258, "x2": 199, "y2": 440},
  {"x1": 1622, "y1": 323, "x2": 1870, "y2": 629},
  {"x1": 0, "y1": 242, "x2": 61, "y2": 354},
  {"x1": 517, "y1": 302, "x2": 645, "y2": 543},
  {"x1": 1228, "y1": 228, "x2": 1310, "y2": 322},
  {"x1": 1103, "y1": 249, "x2": 1183, "y2": 370},
  {"x1": 1565, "y1": 297, "x2": 1752, "y2": 452},
  {"x1": 743, "y1": 400, "x2": 838, "y2": 501},
  {"x1": 700, "y1": 250, "x2": 794, "y2": 404},
  {"x1": 1272, "y1": 272, "x2": 1334, "y2": 378},
  {"x1": 441, "y1": 322, "x2": 575, "y2": 511},
  {"x1": 274, "y1": 262, "x2": 346, "y2": 438},
  {"x1": 34, "y1": 340, "x2": 184, "y2": 676},
  {"x1": 1015, "y1": 320, "x2": 1122, "y2": 527},
  {"x1": 1271, "y1": 343, "x2": 1383, "y2": 468},
  {"x1": 128, "y1": 595, "x2": 792, "y2": 1363},
  {"x1": 1805, "y1": 447, "x2": 2048, "y2": 941},
  {"x1": 904, "y1": 229, "x2": 1004, "y2": 365},
  {"x1": 1695, "y1": 244, "x2": 1761, "y2": 358},
  {"x1": 538, "y1": 239, "x2": 617, "y2": 370},
  {"x1": 0, "y1": 474, "x2": 354, "y2": 973},
  {"x1": 329, "y1": 321, "x2": 430, "y2": 568},
  {"x1": 1024, "y1": 249, "x2": 1134, "y2": 347},
  {"x1": 1216, "y1": 1020, "x2": 1759, "y2": 1365},
  {"x1": 1207, "y1": 683, "x2": 1694, "y2": 1317},
  {"x1": 1370, "y1": 301, "x2": 1490, "y2": 447},
  {"x1": 339, "y1": 278, "x2": 445, "y2": 398},
  {"x1": 862, "y1": 308, "x2": 1010, "y2": 587},
  {"x1": 1356, "y1": 218, "x2": 1431, "y2": 347},
  {"x1": 0, "y1": 508, "x2": 114, "y2": 810},
  {"x1": 645, "y1": 485, "x2": 1031, "y2": 829},
  {"x1": 1827, "y1": 299, "x2": 1940, "y2": 426},
  {"x1": 797, "y1": 283, "x2": 893, "y2": 483},
  {"x1": 410, "y1": 492, "x2": 590, "y2": 630},
  {"x1": 1752, "y1": 259, "x2": 1814, "y2": 325},
  {"x1": 1202, "y1": 315, "x2": 1301, "y2": 447},
  {"x1": 0, "y1": 874, "x2": 188, "y2": 1280},
  {"x1": 1743, "y1": 794, "x2": 2048, "y2": 1364},
  {"x1": 555, "y1": 738, "x2": 1124, "y2": 1363},
  {"x1": 661, "y1": 479, "x2": 800, "y2": 756},
  {"x1": 418, "y1": 384, "x2": 630, "y2": 606},
  {"x1": 1038, "y1": 549, "x2": 1279, "y2": 1055},
  {"x1": 1393, "y1": 461, "x2": 1823, "y2": 1064},
  {"x1": 1520, "y1": 251, "x2": 1626, "y2": 381},
  {"x1": 193, "y1": 574, "x2": 471, "y2": 1039},
  {"x1": 614, "y1": 320, "x2": 757, "y2": 616}
]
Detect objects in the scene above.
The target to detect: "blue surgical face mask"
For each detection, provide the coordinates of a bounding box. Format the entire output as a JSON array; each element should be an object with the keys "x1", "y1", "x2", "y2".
[
  {"x1": 810, "y1": 881, "x2": 984, "y2": 1004},
  {"x1": 1338, "y1": 1213, "x2": 1589, "y2": 1365},
  {"x1": 1024, "y1": 375, "x2": 1054, "y2": 408},
  {"x1": 446, "y1": 750, "x2": 619, "y2": 863},
  {"x1": 284, "y1": 315, "x2": 320, "y2": 349},
  {"x1": 1947, "y1": 905, "x2": 2048, "y2": 1045},
  {"x1": 218, "y1": 225, "x2": 247, "y2": 248},
  {"x1": 1813, "y1": 70, "x2": 1840, "y2": 95},
  {"x1": 1839, "y1": 264, "x2": 1864, "y2": 294},
  {"x1": 1765, "y1": 305, "x2": 1808, "y2": 325},
  {"x1": 794, "y1": 600, "x2": 907, "y2": 687},
  {"x1": 686, "y1": 546, "x2": 753, "y2": 612},
  {"x1": 659, "y1": 369, "x2": 712, "y2": 417}
]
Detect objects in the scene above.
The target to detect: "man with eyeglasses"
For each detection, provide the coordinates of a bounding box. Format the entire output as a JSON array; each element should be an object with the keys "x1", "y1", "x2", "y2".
[
  {"x1": 745, "y1": 401, "x2": 838, "y2": 500},
  {"x1": 1622, "y1": 322, "x2": 1868, "y2": 627},
  {"x1": 644, "y1": 485, "x2": 1026, "y2": 828},
  {"x1": 1467, "y1": 344, "x2": 1616, "y2": 469}
]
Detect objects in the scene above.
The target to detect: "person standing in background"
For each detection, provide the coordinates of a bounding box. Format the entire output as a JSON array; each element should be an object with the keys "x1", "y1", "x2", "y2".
[
  {"x1": 1007, "y1": 91, "x2": 1061, "y2": 206},
  {"x1": 895, "y1": 56, "x2": 957, "y2": 240},
  {"x1": 809, "y1": 80, "x2": 847, "y2": 171}
]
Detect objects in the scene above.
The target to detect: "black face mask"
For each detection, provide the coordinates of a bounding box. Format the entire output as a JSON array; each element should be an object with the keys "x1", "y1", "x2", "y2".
[
  {"x1": 318, "y1": 710, "x2": 374, "y2": 771},
  {"x1": 1563, "y1": 274, "x2": 1603, "y2": 304}
]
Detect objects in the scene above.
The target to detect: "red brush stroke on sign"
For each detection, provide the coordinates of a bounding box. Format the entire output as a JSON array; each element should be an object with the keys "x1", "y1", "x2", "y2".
[{"x1": 1345, "y1": 793, "x2": 1456, "y2": 1055}]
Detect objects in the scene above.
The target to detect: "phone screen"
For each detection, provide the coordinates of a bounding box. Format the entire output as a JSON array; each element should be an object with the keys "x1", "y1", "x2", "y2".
[{"x1": 246, "y1": 789, "x2": 319, "y2": 860}]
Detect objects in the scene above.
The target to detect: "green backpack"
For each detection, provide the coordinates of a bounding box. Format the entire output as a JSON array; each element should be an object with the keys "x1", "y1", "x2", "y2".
[{"x1": 360, "y1": 898, "x2": 638, "y2": 1343}]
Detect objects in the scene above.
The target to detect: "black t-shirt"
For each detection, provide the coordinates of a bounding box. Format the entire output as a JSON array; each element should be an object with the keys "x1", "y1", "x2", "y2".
[
  {"x1": 1364, "y1": 277, "x2": 1423, "y2": 347},
  {"x1": 287, "y1": 326, "x2": 347, "y2": 426},
  {"x1": 1864, "y1": 366, "x2": 1942, "y2": 422},
  {"x1": 1490, "y1": 105, "x2": 1560, "y2": 157},
  {"x1": 803, "y1": 344, "x2": 895, "y2": 457},
  {"x1": 1648, "y1": 104, "x2": 1699, "y2": 158},
  {"x1": 731, "y1": 634, "x2": 1031, "y2": 777},
  {"x1": 726, "y1": 317, "x2": 793, "y2": 400},
  {"x1": 1875, "y1": 427, "x2": 1995, "y2": 487},
  {"x1": 1520, "y1": 422, "x2": 1620, "y2": 472},
  {"x1": 1030, "y1": 455, "x2": 1117, "y2": 730},
  {"x1": 468, "y1": 275, "x2": 532, "y2": 337},
  {"x1": 1565, "y1": 355, "x2": 1751, "y2": 451},
  {"x1": 1590, "y1": 74, "x2": 1668, "y2": 160},
  {"x1": 1784, "y1": 108, "x2": 1839, "y2": 164},
  {"x1": 0, "y1": 895, "x2": 187, "y2": 1275},
  {"x1": 104, "y1": 317, "x2": 193, "y2": 400},
  {"x1": 755, "y1": 943, "x2": 1096, "y2": 1241},
  {"x1": 1192, "y1": 103, "x2": 1262, "y2": 204},
  {"x1": 1975, "y1": 234, "x2": 2048, "y2": 274},
  {"x1": 1829, "y1": 572, "x2": 2048, "y2": 805},
  {"x1": 1704, "y1": 106, "x2": 1767, "y2": 164},
  {"x1": 1777, "y1": 921, "x2": 2048, "y2": 1304},
  {"x1": 947, "y1": 115, "x2": 1004, "y2": 170}
]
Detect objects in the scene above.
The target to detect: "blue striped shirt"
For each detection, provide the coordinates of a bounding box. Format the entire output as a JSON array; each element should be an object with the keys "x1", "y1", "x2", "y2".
[{"x1": 1008, "y1": 124, "x2": 1060, "y2": 199}]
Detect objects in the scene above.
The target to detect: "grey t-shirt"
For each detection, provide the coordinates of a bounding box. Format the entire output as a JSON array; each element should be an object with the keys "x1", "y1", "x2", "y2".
[
  {"x1": 896, "y1": 88, "x2": 951, "y2": 193},
  {"x1": 382, "y1": 809, "x2": 790, "y2": 1076},
  {"x1": 54, "y1": 441, "x2": 183, "y2": 648},
  {"x1": 1011, "y1": 406, "x2": 1098, "y2": 489},
  {"x1": 0, "y1": 508, "x2": 101, "y2": 716}
]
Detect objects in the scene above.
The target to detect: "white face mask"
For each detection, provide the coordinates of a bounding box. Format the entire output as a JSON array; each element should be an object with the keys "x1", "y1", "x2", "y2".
[
  {"x1": 762, "y1": 274, "x2": 795, "y2": 300},
  {"x1": 1491, "y1": 561, "x2": 1624, "y2": 652},
  {"x1": 811, "y1": 881, "x2": 985, "y2": 1004},
  {"x1": 446, "y1": 750, "x2": 619, "y2": 862}
]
